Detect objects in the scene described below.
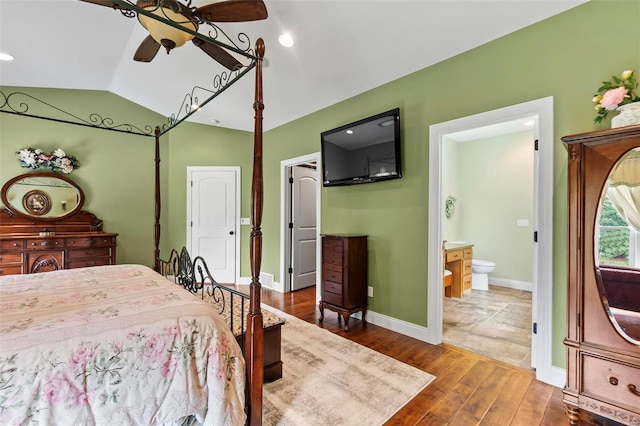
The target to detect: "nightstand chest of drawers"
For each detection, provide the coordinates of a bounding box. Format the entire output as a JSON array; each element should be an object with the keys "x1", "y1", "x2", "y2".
[{"x1": 319, "y1": 234, "x2": 368, "y2": 331}]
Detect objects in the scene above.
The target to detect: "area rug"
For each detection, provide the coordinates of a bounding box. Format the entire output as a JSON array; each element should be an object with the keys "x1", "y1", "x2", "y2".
[{"x1": 261, "y1": 306, "x2": 435, "y2": 426}]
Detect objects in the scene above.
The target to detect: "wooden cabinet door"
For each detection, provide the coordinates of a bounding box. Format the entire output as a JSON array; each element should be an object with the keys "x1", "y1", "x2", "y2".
[{"x1": 28, "y1": 251, "x2": 64, "y2": 273}]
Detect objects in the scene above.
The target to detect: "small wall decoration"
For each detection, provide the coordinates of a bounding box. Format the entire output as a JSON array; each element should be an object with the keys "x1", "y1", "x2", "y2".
[
  {"x1": 445, "y1": 195, "x2": 457, "y2": 219},
  {"x1": 22, "y1": 190, "x2": 52, "y2": 216},
  {"x1": 15, "y1": 148, "x2": 80, "y2": 173}
]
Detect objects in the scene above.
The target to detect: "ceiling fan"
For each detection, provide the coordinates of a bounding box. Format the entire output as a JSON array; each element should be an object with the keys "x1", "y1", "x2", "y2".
[{"x1": 79, "y1": 0, "x2": 267, "y2": 70}]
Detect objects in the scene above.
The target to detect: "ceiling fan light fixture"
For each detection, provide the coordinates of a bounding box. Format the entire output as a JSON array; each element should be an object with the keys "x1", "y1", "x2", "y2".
[{"x1": 137, "y1": 0, "x2": 198, "y2": 53}]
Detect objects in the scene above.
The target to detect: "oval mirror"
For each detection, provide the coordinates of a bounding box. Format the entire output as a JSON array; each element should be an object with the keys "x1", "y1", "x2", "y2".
[
  {"x1": 595, "y1": 146, "x2": 640, "y2": 344},
  {"x1": 1, "y1": 172, "x2": 84, "y2": 220}
]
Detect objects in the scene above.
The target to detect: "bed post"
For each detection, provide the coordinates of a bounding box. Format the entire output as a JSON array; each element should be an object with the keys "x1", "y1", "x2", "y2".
[
  {"x1": 246, "y1": 38, "x2": 265, "y2": 425},
  {"x1": 153, "y1": 126, "x2": 161, "y2": 272}
]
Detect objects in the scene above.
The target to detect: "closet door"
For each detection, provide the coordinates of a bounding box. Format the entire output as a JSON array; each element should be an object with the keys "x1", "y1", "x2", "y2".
[{"x1": 187, "y1": 167, "x2": 239, "y2": 283}]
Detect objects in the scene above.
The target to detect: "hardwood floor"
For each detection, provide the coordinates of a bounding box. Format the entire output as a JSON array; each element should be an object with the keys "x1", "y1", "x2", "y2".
[{"x1": 254, "y1": 285, "x2": 612, "y2": 426}]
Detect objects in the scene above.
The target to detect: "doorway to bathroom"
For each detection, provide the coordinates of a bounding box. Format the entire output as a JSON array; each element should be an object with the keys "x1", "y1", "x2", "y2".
[
  {"x1": 442, "y1": 124, "x2": 535, "y2": 370},
  {"x1": 427, "y1": 97, "x2": 560, "y2": 387}
]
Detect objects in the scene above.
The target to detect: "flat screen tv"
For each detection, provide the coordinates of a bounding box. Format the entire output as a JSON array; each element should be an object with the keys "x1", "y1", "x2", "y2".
[{"x1": 320, "y1": 108, "x2": 401, "y2": 187}]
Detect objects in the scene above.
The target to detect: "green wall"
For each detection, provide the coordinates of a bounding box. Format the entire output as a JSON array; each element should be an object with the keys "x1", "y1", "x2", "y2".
[
  {"x1": 0, "y1": 88, "x2": 166, "y2": 267},
  {"x1": 162, "y1": 121, "x2": 254, "y2": 275},
  {"x1": 457, "y1": 131, "x2": 535, "y2": 283},
  {"x1": 0, "y1": 88, "x2": 252, "y2": 271},
  {"x1": 259, "y1": 0, "x2": 640, "y2": 369},
  {"x1": 1, "y1": 0, "x2": 638, "y2": 370}
]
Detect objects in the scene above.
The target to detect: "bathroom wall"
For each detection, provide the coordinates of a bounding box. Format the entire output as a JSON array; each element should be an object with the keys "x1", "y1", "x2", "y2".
[
  {"x1": 442, "y1": 136, "x2": 461, "y2": 242},
  {"x1": 458, "y1": 130, "x2": 534, "y2": 285}
]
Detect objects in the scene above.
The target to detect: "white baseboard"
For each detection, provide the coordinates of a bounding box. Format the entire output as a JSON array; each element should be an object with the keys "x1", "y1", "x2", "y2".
[
  {"x1": 238, "y1": 276, "x2": 285, "y2": 293},
  {"x1": 490, "y1": 277, "x2": 533, "y2": 292},
  {"x1": 352, "y1": 310, "x2": 431, "y2": 343},
  {"x1": 550, "y1": 366, "x2": 567, "y2": 388}
]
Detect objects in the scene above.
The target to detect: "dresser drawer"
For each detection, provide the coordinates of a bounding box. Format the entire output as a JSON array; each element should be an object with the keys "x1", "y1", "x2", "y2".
[
  {"x1": 446, "y1": 250, "x2": 463, "y2": 262},
  {"x1": 322, "y1": 290, "x2": 343, "y2": 306},
  {"x1": 67, "y1": 248, "x2": 112, "y2": 260},
  {"x1": 26, "y1": 239, "x2": 64, "y2": 250},
  {"x1": 323, "y1": 268, "x2": 343, "y2": 284},
  {"x1": 1, "y1": 239, "x2": 24, "y2": 249},
  {"x1": 0, "y1": 264, "x2": 23, "y2": 275},
  {"x1": 324, "y1": 280, "x2": 343, "y2": 295},
  {"x1": 463, "y1": 259, "x2": 472, "y2": 274},
  {"x1": 582, "y1": 354, "x2": 640, "y2": 411},
  {"x1": 323, "y1": 238, "x2": 343, "y2": 247},
  {"x1": 463, "y1": 248, "x2": 473, "y2": 258},
  {"x1": 463, "y1": 274, "x2": 472, "y2": 290},
  {"x1": 67, "y1": 257, "x2": 112, "y2": 269},
  {"x1": 0, "y1": 252, "x2": 23, "y2": 263},
  {"x1": 323, "y1": 252, "x2": 343, "y2": 266},
  {"x1": 66, "y1": 236, "x2": 115, "y2": 248},
  {"x1": 323, "y1": 244, "x2": 343, "y2": 258},
  {"x1": 324, "y1": 263, "x2": 343, "y2": 273}
]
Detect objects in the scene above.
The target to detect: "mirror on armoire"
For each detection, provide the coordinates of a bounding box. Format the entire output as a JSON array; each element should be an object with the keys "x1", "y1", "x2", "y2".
[{"x1": 595, "y1": 146, "x2": 640, "y2": 344}]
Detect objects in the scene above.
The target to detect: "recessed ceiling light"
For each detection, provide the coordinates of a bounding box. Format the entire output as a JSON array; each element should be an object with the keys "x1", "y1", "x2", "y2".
[
  {"x1": 346, "y1": 129, "x2": 354, "y2": 135},
  {"x1": 524, "y1": 120, "x2": 535, "y2": 126},
  {"x1": 0, "y1": 53, "x2": 14, "y2": 61},
  {"x1": 278, "y1": 33, "x2": 294, "y2": 48}
]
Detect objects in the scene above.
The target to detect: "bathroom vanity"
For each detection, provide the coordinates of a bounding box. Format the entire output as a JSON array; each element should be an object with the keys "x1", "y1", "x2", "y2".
[{"x1": 444, "y1": 242, "x2": 473, "y2": 298}]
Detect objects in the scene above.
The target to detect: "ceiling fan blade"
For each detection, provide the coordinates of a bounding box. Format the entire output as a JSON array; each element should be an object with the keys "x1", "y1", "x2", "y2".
[
  {"x1": 192, "y1": 38, "x2": 242, "y2": 71},
  {"x1": 134, "y1": 35, "x2": 161, "y2": 62},
  {"x1": 196, "y1": 0, "x2": 268, "y2": 22}
]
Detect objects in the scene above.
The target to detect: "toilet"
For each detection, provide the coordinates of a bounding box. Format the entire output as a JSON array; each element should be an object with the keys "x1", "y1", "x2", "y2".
[{"x1": 471, "y1": 259, "x2": 496, "y2": 291}]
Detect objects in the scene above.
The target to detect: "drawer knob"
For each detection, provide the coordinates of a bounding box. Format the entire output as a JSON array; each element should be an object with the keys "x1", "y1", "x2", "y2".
[
  {"x1": 609, "y1": 376, "x2": 619, "y2": 386},
  {"x1": 629, "y1": 384, "x2": 640, "y2": 397}
]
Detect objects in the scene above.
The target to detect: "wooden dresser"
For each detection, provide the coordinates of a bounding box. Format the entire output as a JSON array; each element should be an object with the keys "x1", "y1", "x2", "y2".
[
  {"x1": 319, "y1": 234, "x2": 368, "y2": 331},
  {"x1": 0, "y1": 209, "x2": 117, "y2": 275},
  {"x1": 444, "y1": 242, "x2": 473, "y2": 298},
  {"x1": 562, "y1": 126, "x2": 640, "y2": 425}
]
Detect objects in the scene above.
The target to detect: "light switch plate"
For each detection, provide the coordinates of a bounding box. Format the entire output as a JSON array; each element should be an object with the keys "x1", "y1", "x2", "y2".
[
  {"x1": 517, "y1": 219, "x2": 529, "y2": 227},
  {"x1": 240, "y1": 217, "x2": 250, "y2": 225}
]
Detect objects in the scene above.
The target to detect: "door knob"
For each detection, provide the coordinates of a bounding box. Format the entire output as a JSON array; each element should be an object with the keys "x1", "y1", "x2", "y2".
[{"x1": 229, "y1": 231, "x2": 235, "y2": 235}]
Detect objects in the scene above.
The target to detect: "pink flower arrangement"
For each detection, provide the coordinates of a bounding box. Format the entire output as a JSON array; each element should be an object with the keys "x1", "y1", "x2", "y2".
[{"x1": 593, "y1": 69, "x2": 639, "y2": 124}]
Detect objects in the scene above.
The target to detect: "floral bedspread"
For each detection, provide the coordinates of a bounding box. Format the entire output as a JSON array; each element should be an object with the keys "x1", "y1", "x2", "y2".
[{"x1": 0, "y1": 264, "x2": 246, "y2": 426}]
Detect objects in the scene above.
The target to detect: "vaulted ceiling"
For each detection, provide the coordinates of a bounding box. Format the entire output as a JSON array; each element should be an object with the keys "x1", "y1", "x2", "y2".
[{"x1": 0, "y1": 0, "x2": 587, "y2": 132}]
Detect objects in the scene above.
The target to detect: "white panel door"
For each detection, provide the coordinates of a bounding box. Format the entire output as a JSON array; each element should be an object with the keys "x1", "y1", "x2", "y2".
[
  {"x1": 291, "y1": 165, "x2": 317, "y2": 290},
  {"x1": 188, "y1": 168, "x2": 237, "y2": 283}
]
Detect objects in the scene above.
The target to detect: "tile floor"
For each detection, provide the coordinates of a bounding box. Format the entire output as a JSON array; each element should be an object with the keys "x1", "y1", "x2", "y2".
[{"x1": 443, "y1": 284, "x2": 533, "y2": 370}]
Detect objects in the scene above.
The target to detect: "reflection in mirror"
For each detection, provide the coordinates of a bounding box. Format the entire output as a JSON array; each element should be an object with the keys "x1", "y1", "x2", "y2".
[
  {"x1": 595, "y1": 146, "x2": 640, "y2": 344},
  {"x1": 1, "y1": 172, "x2": 84, "y2": 220}
]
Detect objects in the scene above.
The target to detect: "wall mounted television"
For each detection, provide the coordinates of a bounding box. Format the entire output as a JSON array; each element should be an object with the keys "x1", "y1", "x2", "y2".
[{"x1": 320, "y1": 108, "x2": 401, "y2": 187}]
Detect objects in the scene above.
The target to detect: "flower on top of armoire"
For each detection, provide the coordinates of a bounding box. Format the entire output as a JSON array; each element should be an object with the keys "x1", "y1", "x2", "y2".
[
  {"x1": 592, "y1": 69, "x2": 639, "y2": 124},
  {"x1": 15, "y1": 147, "x2": 80, "y2": 173}
]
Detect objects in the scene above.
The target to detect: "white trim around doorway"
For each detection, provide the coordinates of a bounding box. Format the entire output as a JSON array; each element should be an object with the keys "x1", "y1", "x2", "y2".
[
  {"x1": 427, "y1": 96, "x2": 564, "y2": 387},
  {"x1": 278, "y1": 152, "x2": 322, "y2": 295}
]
